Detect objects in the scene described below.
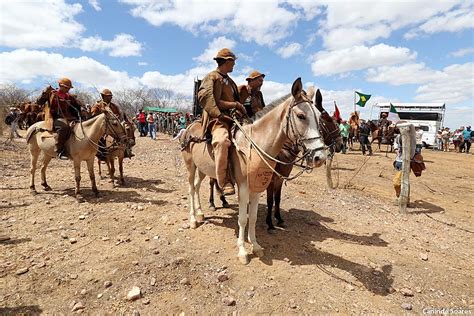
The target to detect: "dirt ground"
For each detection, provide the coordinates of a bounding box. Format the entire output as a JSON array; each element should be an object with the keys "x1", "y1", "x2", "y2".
[{"x1": 1, "y1": 129, "x2": 473, "y2": 315}]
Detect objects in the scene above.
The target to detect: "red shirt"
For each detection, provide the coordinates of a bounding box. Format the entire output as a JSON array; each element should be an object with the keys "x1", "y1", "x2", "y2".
[{"x1": 138, "y1": 112, "x2": 146, "y2": 123}]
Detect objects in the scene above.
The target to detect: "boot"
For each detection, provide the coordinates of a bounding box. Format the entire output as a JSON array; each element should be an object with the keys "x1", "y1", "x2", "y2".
[{"x1": 55, "y1": 128, "x2": 69, "y2": 160}]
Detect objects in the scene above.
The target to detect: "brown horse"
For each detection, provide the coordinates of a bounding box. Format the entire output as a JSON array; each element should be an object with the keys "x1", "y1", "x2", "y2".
[
  {"x1": 26, "y1": 110, "x2": 127, "y2": 200},
  {"x1": 181, "y1": 78, "x2": 326, "y2": 264},
  {"x1": 97, "y1": 116, "x2": 136, "y2": 186},
  {"x1": 368, "y1": 121, "x2": 395, "y2": 152},
  {"x1": 265, "y1": 96, "x2": 343, "y2": 230},
  {"x1": 348, "y1": 112, "x2": 360, "y2": 149}
]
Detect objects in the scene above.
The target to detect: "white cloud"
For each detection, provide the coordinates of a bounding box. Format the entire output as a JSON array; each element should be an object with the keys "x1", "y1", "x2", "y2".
[
  {"x1": 319, "y1": 1, "x2": 462, "y2": 50},
  {"x1": 311, "y1": 44, "x2": 416, "y2": 76},
  {"x1": 277, "y1": 43, "x2": 302, "y2": 58},
  {"x1": 138, "y1": 62, "x2": 148, "y2": 66},
  {"x1": 450, "y1": 47, "x2": 474, "y2": 57},
  {"x1": 121, "y1": 0, "x2": 300, "y2": 46},
  {"x1": 79, "y1": 34, "x2": 143, "y2": 57},
  {"x1": 0, "y1": 0, "x2": 84, "y2": 48},
  {"x1": 405, "y1": 5, "x2": 474, "y2": 39},
  {"x1": 88, "y1": 0, "x2": 101, "y2": 11},
  {"x1": 367, "y1": 62, "x2": 474, "y2": 105},
  {"x1": 193, "y1": 37, "x2": 236, "y2": 64},
  {"x1": 0, "y1": 49, "x2": 140, "y2": 89}
]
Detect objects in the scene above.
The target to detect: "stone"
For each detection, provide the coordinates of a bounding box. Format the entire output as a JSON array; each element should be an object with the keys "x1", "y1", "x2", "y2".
[
  {"x1": 180, "y1": 278, "x2": 190, "y2": 285},
  {"x1": 104, "y1": 281, "x2": 112, "y2": 288},
  {"x1": 127, "y1": 286, "x2": 141, "y2": 301},
  {"x1": 71, "y1": 302, "x2": 85, "y2": 312},
  {"x1": 153, "y1": 249, "x2": 160, "y2": 255},
  {"x1": 70, "y1": 274, "x2": 78, "y2": 280},
  {"x1": 150, "y1": 277, "x2": 157, "y2": 286},
  {"x1": 222, "y1": 296, "x2": 236, "y2": 306},
  {"x1": 60, "y1": 232, "x2": 68, "y2": 239},
  {"x1": 15, "y1": 267, "x2": 29, "y2": 275},
  {"x1": 217, "y1": 273, "x2": 229, "y2": 282},
  {"x1": 401, "y1": 303, "x2": 413, "y2": 310},
  {"x1": 400, "y1": 288, "x2": 414, "y2": 297},
  {"x1": 80, "y1": 289, "x2": 87, "y2": 295},
  {"x1": 69, "y1": 238, "x2": 77, "y2": 244},
  {"x1": 142, "y1": 298, "x2": 150, "y2": 305},
  {"x1": 420, "y1": 253, "x2": 428, "y2": 261},
  {"x1": 97, "y1": 293, "x2": 103, "y2": 299},
  {"x1": 79, "y1": 215, "x2": 85, "y2": 220}
]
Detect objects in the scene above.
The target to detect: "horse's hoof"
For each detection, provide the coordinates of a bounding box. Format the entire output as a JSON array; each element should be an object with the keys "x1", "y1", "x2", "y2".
[
  {"x1": 276, "y1": 221, "x2": 287, "y2": 228},
  {"x1": 196, "y1": 214, "x2": 205, "y2": 223},
  {"x1": 76, "y1": 195, "x2": 84, "y2": 203},
  {"x1": 209, "y1": 205, "x2": 216, "y2": 212},
  {"x1": 94, "y1": 191, "x2": 99, "y2": 198},
  {"x1": 222, "y1": 202, "x2": 230, "y2": 208},
  {"x1": 30, "y1": 189, "x2": 37, "y2": 196},
  {"x1": 238, "y1": 254, "x2": 249, "y2": 265},
  {"x1": 42, "y1": 185, "x2": 52, "y2": 191},
  {"x1": 253, "y1": 248, "x2": 264, "y2": 258},
  {"x1": 190, "y1": 220, "x2": 198, "y2": 229}
]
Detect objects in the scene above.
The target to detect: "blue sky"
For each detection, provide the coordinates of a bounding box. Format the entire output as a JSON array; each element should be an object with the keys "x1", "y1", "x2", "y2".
[{"x1": 1, "y1": 0, "x2": 473, "y2": 127}]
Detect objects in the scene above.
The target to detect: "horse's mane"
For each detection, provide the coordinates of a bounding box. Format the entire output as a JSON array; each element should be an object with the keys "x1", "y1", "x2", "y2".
[
  {"x1": 252, "y1": 93, "x2": 291, "y2": 121},
  {"x1": 80, "y1": 112, "x2": 104, "y2": 127}
]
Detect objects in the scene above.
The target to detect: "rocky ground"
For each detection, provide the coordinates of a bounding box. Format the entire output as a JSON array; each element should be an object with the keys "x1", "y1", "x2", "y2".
[{"x1": 0, "y1": 130, "x2": 472, "y2": 315}]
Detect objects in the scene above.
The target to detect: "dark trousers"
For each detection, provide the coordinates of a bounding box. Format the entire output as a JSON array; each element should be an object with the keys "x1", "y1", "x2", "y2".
[
  {"x1": 54, "y1": 119, "x2": 70, "y2": 155},
  {"x1": 342, "y1": 136, "x2": 348, "y2": 154},
  {"x1": 359, "y1": 135, "x2": 372, "y2": 154}
]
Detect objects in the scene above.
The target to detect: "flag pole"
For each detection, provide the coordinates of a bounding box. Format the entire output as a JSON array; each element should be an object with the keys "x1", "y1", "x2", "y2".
[{"x1": 354, "y1": 91, "x2": 356, "y2": 113}]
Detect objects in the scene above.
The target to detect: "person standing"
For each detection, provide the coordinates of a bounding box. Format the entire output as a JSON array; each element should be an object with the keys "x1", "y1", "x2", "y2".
[
  {"x1": 358, "y1": 120, "x2": 373, "y2": 155},
  {"x1": 238, "y1": 70, "x2": 265, "y2": 117},
  {"x1": 462, "y1": 126, "x2": 472, "y2": 153},
  {"x1": 147, "y1": 112, "x2": 156, "y2": 140},
  {"x1": 441, "y1": 127, "x2": 450, "y2": 152},
  {"x1": 198, "y1": 48, "x2": 246, "y2": 195},
  {"x1": 339, "y1": 119, "x2": 350, "y2": 154},
  {"x1": 415, "y1": 125, "x2": 424, "y2": 154},
  {"x1": 5, "y1": 107, "x2": 22, "y2": 139},
  {"x1": 137, "y1": 110, "x2": 146, "y2": 137},
  {"x1": 36, "y1": 78, "x2": 82, "y2": 159}
]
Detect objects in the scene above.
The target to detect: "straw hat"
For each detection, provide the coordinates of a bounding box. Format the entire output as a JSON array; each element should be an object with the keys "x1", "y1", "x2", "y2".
[
  {"x1": 246, "y1": 70, "x2": 265, "y2": 81},
  {"x1": 214, "y1": 48, "x2": 237, "y2": 60}
]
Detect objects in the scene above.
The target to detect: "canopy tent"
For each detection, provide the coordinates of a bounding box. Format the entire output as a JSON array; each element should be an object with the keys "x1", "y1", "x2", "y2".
[{"x1": 143, "y1": 107, "x2": 178, "y2": 113}]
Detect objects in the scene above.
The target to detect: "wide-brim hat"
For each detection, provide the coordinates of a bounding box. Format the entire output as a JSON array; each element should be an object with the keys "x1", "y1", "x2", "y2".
[
  {"x1": 58, "y1": 77, "x2": 73, "y2": 88},
  {"x1": 214, "y1": 48, "x2": 237, "y2": 60},
  {"x1": 101, "y1": 88, "x2": 113, "y2": 96},
  {"x1": 9, "y1": 107, "x2": 17, "y2": 111},
  {"x1": 246, "y1": 70, "x2": 265, "y2": 81}
]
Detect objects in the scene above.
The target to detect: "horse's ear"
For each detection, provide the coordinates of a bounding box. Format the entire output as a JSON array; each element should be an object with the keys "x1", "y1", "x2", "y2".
[
  {"x1": 291, "y1": 77, "x2": 302, "y2": 97},
  {"x1": 315, "y1": 89, "x2": 322, "y2": 106},
  {"x1": 306, "y1": 86, "x2": 315, "y2": 99}
]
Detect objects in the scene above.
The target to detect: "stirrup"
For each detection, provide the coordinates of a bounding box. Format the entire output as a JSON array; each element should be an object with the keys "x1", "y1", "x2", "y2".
[{"x1": 57, "y1": 151, "x2": 69, "y2": 160}]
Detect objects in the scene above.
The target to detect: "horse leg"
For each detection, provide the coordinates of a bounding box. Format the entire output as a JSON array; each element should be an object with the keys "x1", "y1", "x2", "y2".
[
  {"x1": 218, "y1": 185, "x2": 229, "y2": 208},
  {"x1": 74, "y1": 160, "x2": 83, "y2": 201},
  {"x1": 274, "y1": 180, "x2": 285, "y2": 227},
  {"x1": 266, "y1": 181, "x2": 275, "y2": 230},
  {"x1": 40, "y1": 155, "x2": 53, "y2": 191},
  {"x1": 29, "y1": 148, "x2": 40, "y2": 195},
  {"x1": 237, "y1": 184, "x2": 250, "y2": 264},
  {"x1": 118, "y1": 155, "x2": 125, "y2": 185},
  {"x1": 209, "y1": 178, "x2": 216, "y2": 212},
  {"x1": 187, "y1": 164, "x2": 198, "y2": 228},
  {"x1": 108, "y1": 158, "x2": 116, "y2": 187},
  {"x1": 194, "y1": 171, "x2": 206, "y2": 222},
  {"x1": 97, "y1": 159, "x2": 102, "y2": 178},
  {"x1": 87, "y1": 158, "x2": 99, "y2": 197},
  {"x1": 248, "y1": 192, "x2": 264, "y2": 258}
]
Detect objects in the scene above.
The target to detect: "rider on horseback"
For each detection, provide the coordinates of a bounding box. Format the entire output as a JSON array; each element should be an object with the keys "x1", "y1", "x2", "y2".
[
  {"x1": 91, "y1": 89, "x2": 134, "y2": 159},
  {"x1": 36, "y1": 78, "x2": 82, "y2": 160},
  {"x1": 198, "y1": 48, "x2": 247, "y2": 196},
  {"x1": 238, "y1": 70, "x2": 266, "y2": 117}
]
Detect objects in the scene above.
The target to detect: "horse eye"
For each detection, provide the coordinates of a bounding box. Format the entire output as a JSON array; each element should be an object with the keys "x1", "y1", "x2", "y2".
[{"x1": 297, "y1": 113, "x2": 306, "y2": 120}]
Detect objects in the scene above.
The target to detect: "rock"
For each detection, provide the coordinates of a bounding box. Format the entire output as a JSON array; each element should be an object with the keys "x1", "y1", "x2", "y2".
[
  {"x1": 180, "y1": 278, "x2": 190, "y2": 285},
  {"x1": 401, "y1": 303, "x2": 413, "y2": 310},
  {"x1": 246, "y1": 290, "x2": 255, "y2": 298},
  {"x1": 60, "y1": 232, "x2": 68, "y2": 239},
  {"x1": 80, "y1": 289, "x2": 87, "y2": 295},
  {"x1": 400, "y1": 288, "x2": 414, "y2": 297},
  {"x1": 150, "y1": 277, "x2": 157, "y2": 286},
  {"x1": 97, "y1": 293, "x2": 103, "y2": 299},
  {"x1": 127, "y1": 286, "x2": 141, "y2": 301},
  {"x1": 420, "y1": 253, "x2": 428, "y2": 261},
  {"x1": 79, "y1": 215, "x2": 85, "y2": 220},
  {"x1": 71, "y1": 302, "x2": 85, "y2": 312},
  {"x1": 15, "y1": 267, "x2": 29, "y2": 275},
  {"x1": 101, "y1": 237, "x2": 110, "y2": 241},
  {"x1": 132, "y1": 261, "x2": 139, "y2": 266},
  {"x1": 70, "y1": 274, "x2": 78, "y2": 280},
  {"x1": 173, "y1": 257, "x2": 185, "y2": 265},
  {"x1": 104, "y1": 281, "x2": 112, "y2": 288},
  {"x1": 142, "y1": 298, "x2": 150, "y2": 305},
  {"x1": 222, "y1": 296, "x2": 236, "y2": 306},
  {"x1": 217, "y1": 273, "x2": 229, "y2": 282},
  {"x1": 153, "y1": 249, "x2": 160, "y2": 255},
  {"x1": 289, "y1": 299, "x2": 297, "y2": 309},
  {"x1": 346, "y1": 284, "x2": 355, "y2": 291},
  {"x1": 69, "y1": 238, "x2": 77, "y2": 244},
  {"x1": 181, "y1": 223, "x2": 190, "y2": 229}
]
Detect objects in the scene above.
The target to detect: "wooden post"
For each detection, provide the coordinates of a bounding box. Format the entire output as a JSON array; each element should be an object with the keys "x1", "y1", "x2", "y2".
[{"x1": 398, "y1": 123, "x2": 415, "y2": 213}]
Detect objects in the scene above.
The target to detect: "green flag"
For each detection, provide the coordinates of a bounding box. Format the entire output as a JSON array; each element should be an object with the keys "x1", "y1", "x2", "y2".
[
  {"x1": 355, "y1": 91, "x2": 371, "y2": 107},
  {"x1": 387, "y1": 103, "x2": 400, "y2": 123}
]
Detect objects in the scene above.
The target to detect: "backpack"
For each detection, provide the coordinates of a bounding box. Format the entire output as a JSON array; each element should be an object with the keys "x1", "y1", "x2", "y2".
[{"x1": 4, "y1": 113, "x2": 14, "y2": 126}]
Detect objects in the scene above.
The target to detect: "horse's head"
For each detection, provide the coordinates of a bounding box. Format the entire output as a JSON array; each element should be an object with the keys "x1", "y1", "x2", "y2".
[
  {"x1": 122, "y1": 113, "x2": 136, "y2": 147},
  {"x1": 310, "y1": 89, "x2": 343, "y2": 153},
  {"x1": 286, "y1": 78, "x2": 326, "y2": 167},
  {"x1": 103, "y1": 109, "x2": 127, "y2": 144}
]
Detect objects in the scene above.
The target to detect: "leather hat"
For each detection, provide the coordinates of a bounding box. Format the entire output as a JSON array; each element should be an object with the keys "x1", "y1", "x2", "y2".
[
  {"x1": 214, "y1": 48, "x2": 237, "y2": 60},
  {"x1": 58, "y1": 77, "x2": 73, "y2": 88},
  {"x1": 246, "y1": 70, "x2": 265, "y2": 81},
  {"x1": 101, "y1": 89, "x2": 113, "y2": 96}
]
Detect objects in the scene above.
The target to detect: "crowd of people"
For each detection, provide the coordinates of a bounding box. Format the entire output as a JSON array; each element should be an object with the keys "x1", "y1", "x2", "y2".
[
  {"x1": 133, "y1": 110, "x2": 197, "y2": 140},
  {"x1": 435, "y1": 126, "x2": 472, "y2": 153}
]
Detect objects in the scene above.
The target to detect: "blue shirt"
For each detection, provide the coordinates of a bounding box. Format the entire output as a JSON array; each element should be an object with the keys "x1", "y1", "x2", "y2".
[{"x1": 462, "y1": 129, "x2": 471, "y2": 140}]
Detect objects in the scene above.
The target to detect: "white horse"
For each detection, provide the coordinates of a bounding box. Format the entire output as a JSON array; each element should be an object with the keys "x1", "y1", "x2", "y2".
[
  {"x1": 181, "y1": 78, "x2": 326, "y2": 264},
  {"x1": 26, "y1": 109, "x2": 127, "y2": 200}
]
